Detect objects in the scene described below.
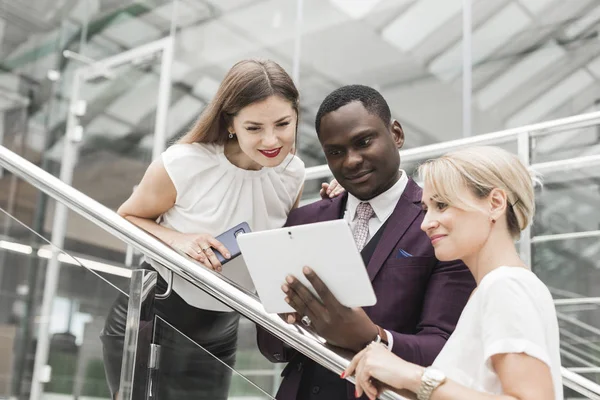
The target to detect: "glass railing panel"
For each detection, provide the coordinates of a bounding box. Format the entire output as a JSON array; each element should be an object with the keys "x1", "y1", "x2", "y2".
[
  {"x1": 535, "y1": 237, "x2": 600, "y2": 299},
  {"x1": 1, "y1": 154, "x2": 293, "y2": 399},
  {"x1": 532, "y1": 163, "x2": 600, "y2": 237},
  {"x1": 555, "y1": 301, "x2": 600, "y2": 379},
  {"x1": 0, "y1": 205, "x2": 130, "y2": 400},
  {"x1": 534, "y1": 234, "x2": 600, "y2": 391},
  {"x1": 531, "y1": 125, "x2": 600, "y2": 164},
  {"x1": 235, "y1": 317, "x2": 284, "y2": 397},
  {"x1": 153, "y1": 315, "x2": 275, "y2": 399},
  {"x1": 63, "y1": 56, "x2": 160, "y2": 210},
  {"x1": 138, "y1": 257, "x2": 284, "y2": 398},
  {"x1": 563, "y1": 369, "x2": 600, "y2": 398}
]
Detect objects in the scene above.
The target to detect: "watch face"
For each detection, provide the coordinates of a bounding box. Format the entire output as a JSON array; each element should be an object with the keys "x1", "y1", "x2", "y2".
[{"x1": 427, "y1": 368, "x2": 446, "y2": 382}]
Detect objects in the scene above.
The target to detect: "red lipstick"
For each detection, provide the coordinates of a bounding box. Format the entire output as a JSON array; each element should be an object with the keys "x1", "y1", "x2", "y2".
[{"x1": 259, "y1": 147, "x2": 282, "y2": 158}]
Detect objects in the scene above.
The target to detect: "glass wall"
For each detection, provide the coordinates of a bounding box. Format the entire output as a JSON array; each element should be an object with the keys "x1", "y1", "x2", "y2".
[{"x1": 2, "y1": 0, "x2": 600, "y2": 398}]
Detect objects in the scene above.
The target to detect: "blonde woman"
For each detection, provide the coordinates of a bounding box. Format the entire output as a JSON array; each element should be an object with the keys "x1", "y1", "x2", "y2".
[{"x1": 343, "y1": 146, "x2": 562, "y2": 400}]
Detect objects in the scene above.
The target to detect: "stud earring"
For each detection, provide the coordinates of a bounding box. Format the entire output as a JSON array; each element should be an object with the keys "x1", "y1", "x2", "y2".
[
  {"x1": 228, "y1": 132, "x2": 235, "y2": 139},
  {"x1": 491, "y1": 217, "x2": 496, "y2": 224}
]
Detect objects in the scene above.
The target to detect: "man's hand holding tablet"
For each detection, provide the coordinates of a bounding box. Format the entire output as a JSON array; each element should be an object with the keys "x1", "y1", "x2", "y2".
[
  {"x1": 236, "y1": 220, "x2": 382, "y2": 351},
  {"x1": 282, "y1": 266, "x2": 382, "y2": 352}
]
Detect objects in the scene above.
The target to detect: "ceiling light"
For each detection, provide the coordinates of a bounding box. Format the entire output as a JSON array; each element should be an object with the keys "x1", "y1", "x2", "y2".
[
  {"x1": 37, "y1": 247, "x2": 132, "y2": 278},
  {"x1": 382, "y1": 0, "x2": 461, "y2": 53},
  {"x1": 0, "y1": 240, "x2": 32, "y2": 254},
  {"x1": 329, "y1": 0, "x2": 385, "y2": 19}
]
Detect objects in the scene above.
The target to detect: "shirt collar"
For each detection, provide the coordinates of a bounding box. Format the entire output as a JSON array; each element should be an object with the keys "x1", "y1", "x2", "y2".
[{"x1": 346, "y1": 170, "x2": 409, "y2": 222}]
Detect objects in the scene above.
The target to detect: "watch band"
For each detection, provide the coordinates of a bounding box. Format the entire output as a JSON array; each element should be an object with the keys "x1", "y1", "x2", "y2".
[
  {"x1": 372, "y1": 325, "x2": 389, "y2": 346},
  {"x1": 416, "y1": 367, "x2": 446, "y2": 400}
]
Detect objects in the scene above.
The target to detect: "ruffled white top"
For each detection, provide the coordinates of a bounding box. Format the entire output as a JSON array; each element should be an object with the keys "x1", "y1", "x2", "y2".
[{"x1": 148, "y1": 142, "x2": 305, "y2": 311}]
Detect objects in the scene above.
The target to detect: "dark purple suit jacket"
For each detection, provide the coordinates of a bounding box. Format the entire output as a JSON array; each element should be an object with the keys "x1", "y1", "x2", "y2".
[{"x1": 257, "y1": 179, "x2": 475, "y2": 400}]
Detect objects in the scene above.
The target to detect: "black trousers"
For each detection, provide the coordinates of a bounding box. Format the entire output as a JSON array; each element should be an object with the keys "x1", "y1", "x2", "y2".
[{"x1": 100, "y1": 262, "x2": 240, "y2": 400}]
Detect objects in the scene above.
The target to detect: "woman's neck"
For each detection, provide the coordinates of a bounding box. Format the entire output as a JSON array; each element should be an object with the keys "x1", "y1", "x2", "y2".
[
  {"x1": 463, "y1": 233, "x2": 527, "y2": 285},
  {"x1": 224, "y1": 140, "x2": 263, "y2": 171}
]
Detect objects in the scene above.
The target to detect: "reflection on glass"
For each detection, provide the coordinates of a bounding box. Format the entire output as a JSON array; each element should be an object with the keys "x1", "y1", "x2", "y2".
[
  {"x1": 153, "y1": 316, "x2": 274, "y2": 399},
  {"x1": 534, "y1": 237, "x2": 600, "y2": 388},
  {"x1": 0, "y1": 206, "x2": 129, "y2": 399},
  {"x1": 532, "y1": 125, "x2": 600, "y2": 164},
  {"x1": 533, "y1": 166, "x2": 600, "y2": 237}
]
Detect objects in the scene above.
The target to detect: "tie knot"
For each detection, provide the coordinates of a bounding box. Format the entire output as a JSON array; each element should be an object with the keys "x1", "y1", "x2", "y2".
[{"x1": 356, "y1": 202, "x2": 374, "y2": 221}]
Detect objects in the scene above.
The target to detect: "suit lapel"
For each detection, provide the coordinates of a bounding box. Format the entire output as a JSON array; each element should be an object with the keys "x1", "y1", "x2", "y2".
[
  {"x1": 317, "y1": 192, "x2": 348, "y2": 222},
  {"x1": 366, "y1": 179, "x2": 423, "y2": 281}
]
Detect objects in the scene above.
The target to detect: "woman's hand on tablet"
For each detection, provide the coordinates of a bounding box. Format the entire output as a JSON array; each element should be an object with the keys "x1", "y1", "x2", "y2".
[
  {"x1": 170, "y1": 233, "x2": 230, "y2": 272},
  {"x1": 320, "y1": 179, "x2": 345, "y2": 199},
  {"x1": 282, "y1": 266, "x2": 379, "y2": 352}
]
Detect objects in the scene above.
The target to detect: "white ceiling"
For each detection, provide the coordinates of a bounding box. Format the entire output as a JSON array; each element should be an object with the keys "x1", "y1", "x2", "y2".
[
  {"x1": 1, "y1": 0, "x2": 599, "y2": 255},
  {"x1": 1, "y1": 0, "x2": 600, "y2": 192}
]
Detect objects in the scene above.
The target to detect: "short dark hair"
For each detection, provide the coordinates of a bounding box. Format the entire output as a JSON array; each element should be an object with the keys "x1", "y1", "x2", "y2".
[{"x1": 315, "y1": 85, "x2": 391, "y2": 135}]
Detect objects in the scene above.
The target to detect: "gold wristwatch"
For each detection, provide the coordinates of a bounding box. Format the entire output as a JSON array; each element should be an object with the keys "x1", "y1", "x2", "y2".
[{"x1": 416, "y1": 367, "x2": 446, "y2": 400}]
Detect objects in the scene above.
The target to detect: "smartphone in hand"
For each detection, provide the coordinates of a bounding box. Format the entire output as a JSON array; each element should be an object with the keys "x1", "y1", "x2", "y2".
[{"x1": 214, "y1": 222, "x2": 251, "y2": 264}]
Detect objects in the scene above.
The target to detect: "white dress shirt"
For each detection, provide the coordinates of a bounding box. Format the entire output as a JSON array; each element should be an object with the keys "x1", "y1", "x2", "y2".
[
  {"x1": 344, "y1": 169, "x2": 409, "y2": 242},
  {"x1": 343, "y1": 170, "x2": 409, "y2": 350}
]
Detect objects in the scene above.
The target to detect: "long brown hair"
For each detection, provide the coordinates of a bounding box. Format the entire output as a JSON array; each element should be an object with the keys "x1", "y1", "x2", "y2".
[{"x1": 178, "y1": 59, "x2": 299, "y2": 145}]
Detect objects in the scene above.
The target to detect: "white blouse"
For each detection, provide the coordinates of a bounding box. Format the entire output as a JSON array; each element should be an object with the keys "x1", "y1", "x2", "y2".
[
  {"x1": 148, "y1": 142, "x2": 305, "y2": 311},
  {"x1": 433, "y1": 266, "x2": 563, "y2": 399}
]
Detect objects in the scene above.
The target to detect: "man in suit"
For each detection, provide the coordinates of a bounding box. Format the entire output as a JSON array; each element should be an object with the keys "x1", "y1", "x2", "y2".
[{"x1": 257, "y1": 85, "x2": 475, "y2": 400}]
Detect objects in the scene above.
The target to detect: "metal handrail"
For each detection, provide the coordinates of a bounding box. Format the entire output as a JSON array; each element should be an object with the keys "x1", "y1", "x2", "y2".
[
  {"x1": 3, "y1": 108, "x2": 600, "y2": 398},
  {"x1": 304, "y1": 110, "x2": 600, "y2": 180},
  {"x1": 562, "y1": 367, "x2": 600, "y2": 400},
  {"x1": 0, "y1": 145, "x2": 406, "y2": 400}
]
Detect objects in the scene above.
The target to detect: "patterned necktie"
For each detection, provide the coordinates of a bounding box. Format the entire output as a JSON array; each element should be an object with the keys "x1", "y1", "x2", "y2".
[{"x1": 353, "y1": 202, "x2": 375, "y2": 251}]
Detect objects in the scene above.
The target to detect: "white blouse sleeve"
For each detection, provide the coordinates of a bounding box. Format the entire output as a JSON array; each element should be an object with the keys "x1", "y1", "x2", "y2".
[
  {"x1": 161, "y1": 143, "x2": 220, "y2": 204},
  {"x1": 480, "y1": 273, "x2": 552, "y2": 369}
]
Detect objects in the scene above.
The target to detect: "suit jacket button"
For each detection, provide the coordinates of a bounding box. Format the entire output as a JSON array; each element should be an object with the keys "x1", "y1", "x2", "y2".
[
  {"x1": 273, "y1": 353, "x2": 282, "y2": 361},
  {"x1": 296, "y1": 361, "x2": 303, "y2": 372},
  {"x1": 311, "y1": 386, "x2": 320, "y2": 394}
]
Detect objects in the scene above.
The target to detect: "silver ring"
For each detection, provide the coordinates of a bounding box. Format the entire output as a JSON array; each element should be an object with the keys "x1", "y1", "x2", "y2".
[
  {"x1": 301, "y1": 316, "x2": 311, "y2": 327},
  {"x1": 201, "y1": 246, "x2": 210, "y2": 252}
]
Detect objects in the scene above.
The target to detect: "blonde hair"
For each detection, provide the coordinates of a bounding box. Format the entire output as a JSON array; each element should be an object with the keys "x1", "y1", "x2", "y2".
[
  {"x1": 418, "y1": 146, "x2": 540, "y2": 238},
  {"x1": 178, "y1": 59, "x2": 299, "y2": 145}
]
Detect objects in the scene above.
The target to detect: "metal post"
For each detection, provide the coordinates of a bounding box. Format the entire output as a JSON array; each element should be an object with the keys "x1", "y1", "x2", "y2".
[
  {"x1": 518, "y1": 131, "x2": 532, "y2": 268},
  {"x1": 292, "y1": 0, "x2": 304, "y2": 85},
  {"x1": 118, "y1": 269, "x2": 158, "y2": 400},
  {"x1": 29, "y1": 71, "x2": 83, "y2": 400},
  {"x1": 462, "y1": 0, "x2": 472, "y2": 138},
  {"x1": 0, "y1": 110, "x2": 4, "y2": 177},
  {"x1": 29, "y1": 38, "x2": 172, "y2": 399},
  {"x1": 151, "y1": 38, "x2": 174, "y2": 161}
]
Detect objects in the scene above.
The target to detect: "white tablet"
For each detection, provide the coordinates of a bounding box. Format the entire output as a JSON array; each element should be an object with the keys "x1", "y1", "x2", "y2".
[{"x1": 236, "y1": 219, "x2": 377, "y2": 313}]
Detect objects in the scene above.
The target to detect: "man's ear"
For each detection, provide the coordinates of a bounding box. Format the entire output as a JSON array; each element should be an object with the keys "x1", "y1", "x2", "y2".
[
  {"x1": 489, "y1": 188, "x2": 508, "y2": 221},
  {"x1": 391, "y1": 120, "x2": 405, "y2": 149}
]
